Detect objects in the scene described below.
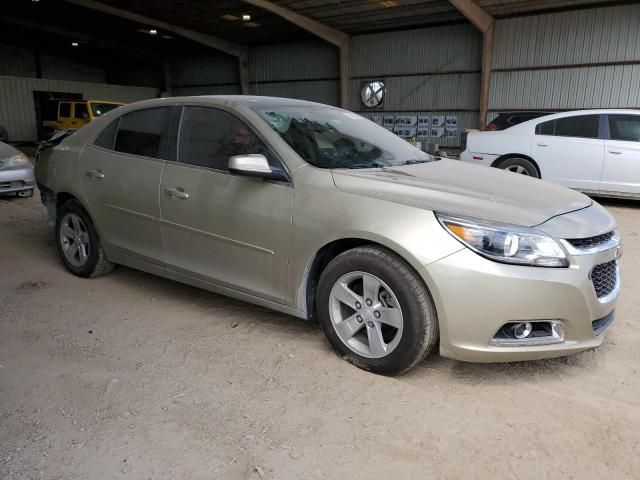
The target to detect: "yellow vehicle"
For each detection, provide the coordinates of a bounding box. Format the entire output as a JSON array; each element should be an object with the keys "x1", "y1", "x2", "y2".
[{"x1": 42, "y1": 100, "x2": 123, "y2": 136}]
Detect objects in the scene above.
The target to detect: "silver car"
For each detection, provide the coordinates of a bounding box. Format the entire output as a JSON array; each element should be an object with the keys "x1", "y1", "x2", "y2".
[
  {"x1": 0, "y1": 141, "x2": 35, "y2": 197},
  {"x1": 35, "y1": 96, "x2": 621, "y2": 375}
]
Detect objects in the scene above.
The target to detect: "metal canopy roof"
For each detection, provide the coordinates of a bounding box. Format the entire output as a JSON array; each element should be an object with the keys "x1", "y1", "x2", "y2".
[{"x1": 0, "y1": 0, "x2": 629, "y2": 63}]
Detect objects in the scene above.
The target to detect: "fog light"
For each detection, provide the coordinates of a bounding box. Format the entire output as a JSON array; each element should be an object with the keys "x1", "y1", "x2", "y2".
[{"x1": 512, "y1": 322, "x2": 533, "y2": 339}]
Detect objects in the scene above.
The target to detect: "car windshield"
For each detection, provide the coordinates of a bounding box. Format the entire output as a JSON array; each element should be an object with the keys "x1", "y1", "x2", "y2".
[
  {"x1": 89, "y1": 102, "x2": 121, "y2": 117},
  {"x1": 252, "y1": 106, "x2": 433, "y2": 169}
]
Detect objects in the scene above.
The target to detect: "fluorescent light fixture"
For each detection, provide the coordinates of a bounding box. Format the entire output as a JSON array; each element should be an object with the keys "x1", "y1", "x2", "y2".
[
  {"x1": 149, "y1": 29, "x2": 158, "y2": 35},
  {"x1": 71, "y1": 42, "x2": 79, "y2": 47},
  {"x1": 242, "y1": 14, "x2": 251, "y2": 21}
]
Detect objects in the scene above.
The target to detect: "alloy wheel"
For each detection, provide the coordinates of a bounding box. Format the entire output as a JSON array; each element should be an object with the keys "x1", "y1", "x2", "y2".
[
  {"x1": 328, "y1": 271, "x2": 404, "y2": 358},
  {"x1": 505, "y1": 165, "x2": 530, "y2": 175},
  {"x1": 59, "y1": 213, "x2": 91, "y2": 267}
]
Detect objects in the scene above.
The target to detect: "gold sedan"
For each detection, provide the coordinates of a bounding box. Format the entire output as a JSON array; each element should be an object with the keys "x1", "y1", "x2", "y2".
[{"x1": 35, "y1": 96, "x2": 621, "y2": 375}]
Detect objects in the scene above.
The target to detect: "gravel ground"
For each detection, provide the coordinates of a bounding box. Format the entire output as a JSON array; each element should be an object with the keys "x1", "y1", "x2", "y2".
[{"x1": 1, "y1": 191, "x2": 639, "y2": 480}]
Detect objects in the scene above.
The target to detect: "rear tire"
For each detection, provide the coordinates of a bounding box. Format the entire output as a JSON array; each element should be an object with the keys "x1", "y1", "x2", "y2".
[
  {"x1": 56, "y1": 200, "x2": 115, "y2": 278},
  {"x1": 317, "y1": 246, "x2": 438, "y2": 376},
  {"x1": 497, "y1": 157, "x2": 539, "y2": 178}
]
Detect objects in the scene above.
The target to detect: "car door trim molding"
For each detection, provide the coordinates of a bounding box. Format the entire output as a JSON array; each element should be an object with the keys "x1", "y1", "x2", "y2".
[
  {"x1": 104, "y1": 204, "x2": 160, "y2": 223},
  {"x1": 159, "y1": 218, "x2": 275, "y2": 255}
]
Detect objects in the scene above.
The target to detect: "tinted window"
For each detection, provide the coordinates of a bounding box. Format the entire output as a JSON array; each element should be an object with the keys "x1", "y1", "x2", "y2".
[
  {"x1": 178, "y1": 106, "x2": 279, "y2": 173},
  {"x1": 114, "y1": 107, "x2": 172, "y2": 159},
  {"x1": 59, "y1": 103, "x2": 71, "y2": 117},
  {"x1": 536, "y1": 119, "x2": 555, "y2": 135},
  {"x1": 74, "y1": 103, "x2": 88, "y2": 119},
  {"x1": 609, "y1": 115, "x2": 640, "y2": 142},
  {"x1": 555, "y1": 115, "x2": 599, "y2": 138},
  {"x1": 94, "y1": 120, "x2": 118, "y2": 149}
]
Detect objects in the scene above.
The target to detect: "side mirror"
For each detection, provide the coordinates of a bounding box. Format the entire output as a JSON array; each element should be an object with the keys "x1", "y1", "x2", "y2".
[{"x1": 228, "y1": 154, "x2": 288, "y2": 182}]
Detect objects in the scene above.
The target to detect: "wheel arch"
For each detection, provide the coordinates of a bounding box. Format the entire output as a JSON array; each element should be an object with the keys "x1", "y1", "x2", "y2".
[
  {"x1": 301, "y1": 237, "x2": 435, "y2": 322},
  {"x1": 491, "y1": 153, "x2": 542, "y2": 178},
  {"x1": 53, "y1": 191, "x2": 98, "y2": 230}
]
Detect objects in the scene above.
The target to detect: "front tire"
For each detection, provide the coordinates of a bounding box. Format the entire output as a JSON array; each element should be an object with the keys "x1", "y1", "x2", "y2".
[
  {"x1": 497, "y1": 157, "x2": 539, "y2": 178},
  {"x1": 56, "y1": 200, "x2": 115, "y2": 278},
  {"x1": 317, "y1": 246, "x2": 438, "y2": 375}
]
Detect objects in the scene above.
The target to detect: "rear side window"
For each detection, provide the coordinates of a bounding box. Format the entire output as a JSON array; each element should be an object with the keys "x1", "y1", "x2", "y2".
[
  {"x1": 74, "y1": 103, "x2": 88, "y2": 120},
  {"x1": 94, "y1": 120, "x2": 118, "y2": 149},
  {"x1": 114, "y1": 107, "x2": 172, "y2": 159},
  {"x1": 536, "y1": 119, "x2": 555, "y2": 135},
  {"x1": 608, "y1": 115, "x2": 640, "y2": 142},
  {"x1": 59, "y1": 102, "x2": 71, "y2": 118},
  {"x1": 535, "y1": 115, "x2": 599, "y2": 139}
]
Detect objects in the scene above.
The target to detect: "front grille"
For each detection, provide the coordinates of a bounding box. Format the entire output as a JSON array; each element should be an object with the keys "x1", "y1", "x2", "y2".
[
  {"x1": 567, "y1": 231, "x2": 614, "y2": 250},
  {"x1": 592, "y1": 310, "x2": 615, "y2": 336},
  {"x1": 591, "y1": 260, "x2": 618, "y2": 299}
]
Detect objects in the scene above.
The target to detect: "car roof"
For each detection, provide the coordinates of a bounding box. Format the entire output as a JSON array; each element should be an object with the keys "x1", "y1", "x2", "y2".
[
  {"x1": 115, "y1": 95, "x2": 331, "y2": 112},
  {"x1": 506, "y1": 108, "x2": 640, "y2": 132}
]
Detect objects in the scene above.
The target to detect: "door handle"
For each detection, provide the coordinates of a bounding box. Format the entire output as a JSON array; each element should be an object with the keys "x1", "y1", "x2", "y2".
[
  {"x1": 86, "y1": 169, "x2": 105, "y2": 179},
  {"x1": 536, "y1": 143, "x2": 549, "y2": 147},
  {"x1": 608, "y1": 150, "x2": 622, "y2": 155},
  {"x1": 164, "y1": 187, "x2": 190, "y2": 199}
]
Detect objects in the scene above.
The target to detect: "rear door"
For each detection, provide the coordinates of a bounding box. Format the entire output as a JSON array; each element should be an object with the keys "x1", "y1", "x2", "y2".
[
  {"x1": 159, "y1": 105, "x2": 293, "y2": 303},
  {"x1": 80, "y1": 106, "x2": 178, "y2": 265},
  {"x1": 600, "y1": 114, "x2": 640, "y2": 195},
  {"x1": 531, "y1": 114, "x2": 604, "y2": 190}
]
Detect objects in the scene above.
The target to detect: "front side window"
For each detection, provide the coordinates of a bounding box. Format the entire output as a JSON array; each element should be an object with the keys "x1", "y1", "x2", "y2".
[
  {"x1": 59, "y1": 102, "x2": 71, "y2": 118},
  {"x1": 251, "y1": 106, "x2": 432, "y2": 169},
  {"x1": 74, "y1": 103, "x2": 89, "y2": 120},
  {"x1": 608, "y1": 115, "x2": 640, "y2": 142},
  {"x1": 178, "y1": 106, "x2": 281, "y2": 173},
  {"x1": 114, "y1": 107, "x2": 172, "y2": 160}
]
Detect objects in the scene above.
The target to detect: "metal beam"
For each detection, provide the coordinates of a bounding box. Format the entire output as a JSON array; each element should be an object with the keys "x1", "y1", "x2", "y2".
[
  {"x1": 448, "y1": 0, "x2": 494, "y2": 129},
  {"x1": 480, "y1": 23, "x2": 494, "y2": 130},
  {"x1": 243, "y1": 0, "x2": 349, "y2": 47},
  {"x1": 448, "y1": 0, "x2": 493, "y2": 33},
  {"x1": 242, "y1": 0, "x2": 351, "y2": 108},
  {"x1": 64, "y1": 0, "x2": 250, "y2": 94}
]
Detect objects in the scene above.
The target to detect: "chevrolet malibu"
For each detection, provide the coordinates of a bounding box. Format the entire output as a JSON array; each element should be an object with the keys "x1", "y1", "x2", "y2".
[{"x1": 35, "y1": 96, "x2": 621, "y2": 375}]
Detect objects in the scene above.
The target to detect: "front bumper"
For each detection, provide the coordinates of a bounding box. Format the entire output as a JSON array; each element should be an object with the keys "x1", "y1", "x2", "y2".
[
  {"x1": 422, "y1": 244, "x2": 619, "y2": 363},
  {"x1": 0, "y1": 167, "x2": 36, "y2": 194}
]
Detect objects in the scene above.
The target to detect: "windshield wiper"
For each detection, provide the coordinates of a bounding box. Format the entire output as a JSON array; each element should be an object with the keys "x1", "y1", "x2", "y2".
[{"x1": 398, "y1": 159, "x2": 425, "y2": 166}]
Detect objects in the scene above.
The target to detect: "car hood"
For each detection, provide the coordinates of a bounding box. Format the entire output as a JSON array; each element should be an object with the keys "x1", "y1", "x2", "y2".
[{"x1": 331, "y1": 159, "x2": 592, "y2": 228}]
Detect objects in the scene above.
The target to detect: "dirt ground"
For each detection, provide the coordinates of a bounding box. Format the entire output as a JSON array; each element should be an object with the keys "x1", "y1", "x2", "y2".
[{"x1": 1, "y1": 190, "x2": 639, "y2": 480}]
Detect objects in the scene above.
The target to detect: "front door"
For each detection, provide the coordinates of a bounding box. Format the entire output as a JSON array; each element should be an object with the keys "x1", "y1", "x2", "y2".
[
  {"x1": 600, "y1": 114, "x2": 640, "y2": 195},
  {"x1": 532, "y1": 114, "x2": 604, "y2": 190},
  {"x1": 80, "y1": 107, "x2": 177, "y2": 265},
  {"x1": 160, "y1": 106, "x2": 293, "y2": 303}
]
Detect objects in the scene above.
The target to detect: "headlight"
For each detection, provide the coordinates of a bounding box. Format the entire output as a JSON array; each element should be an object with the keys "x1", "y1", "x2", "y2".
[
  {"x1": 0, "y1": 153, "x2": 30, "y2": 170},
  {"x1": 436, "y1": 213, "x2": 568, "y2": 268}
]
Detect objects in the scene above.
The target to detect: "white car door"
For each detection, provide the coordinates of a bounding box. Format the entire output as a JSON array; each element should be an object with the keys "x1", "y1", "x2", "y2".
[
  {"x1": 600, "y1": 114, "x2": 640, "y2": 195},
  {"x1": 531, "y1": 114, "x2": 604, "y2": 190}
]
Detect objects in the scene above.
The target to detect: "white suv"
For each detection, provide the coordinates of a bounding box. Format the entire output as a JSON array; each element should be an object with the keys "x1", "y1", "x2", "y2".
[{"x1": 460, "y1": 110, "x2": 640, "y2": 199}]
